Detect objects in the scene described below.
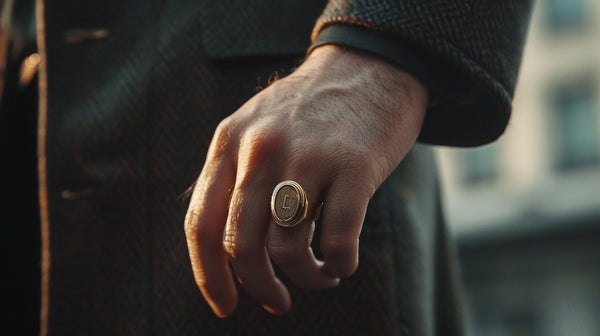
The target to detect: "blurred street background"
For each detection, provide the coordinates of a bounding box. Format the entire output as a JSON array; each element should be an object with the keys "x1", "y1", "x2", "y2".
[{"x1": 436, "y1": 0, "x2": 600, "y2": 335}]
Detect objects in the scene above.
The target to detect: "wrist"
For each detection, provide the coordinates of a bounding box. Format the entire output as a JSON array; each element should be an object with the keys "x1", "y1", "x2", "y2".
[{"x1": 297, "y1": 44, "x2": 428, "y2": 144}]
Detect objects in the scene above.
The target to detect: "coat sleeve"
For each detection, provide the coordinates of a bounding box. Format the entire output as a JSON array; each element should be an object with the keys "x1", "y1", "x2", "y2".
[{"x1": 309, "y1": 0, "x2": 535, "y2": 147}]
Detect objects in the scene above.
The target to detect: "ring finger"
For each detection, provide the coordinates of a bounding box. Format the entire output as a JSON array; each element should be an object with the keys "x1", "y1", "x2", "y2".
[{"x1": 267, "y1": 179, "x2": 340, "y2": 289}]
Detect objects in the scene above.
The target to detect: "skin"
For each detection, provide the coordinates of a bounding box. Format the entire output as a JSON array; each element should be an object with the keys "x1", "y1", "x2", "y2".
[{"x1": 184, "y1": 44, "x2": 428, "y2": 317}]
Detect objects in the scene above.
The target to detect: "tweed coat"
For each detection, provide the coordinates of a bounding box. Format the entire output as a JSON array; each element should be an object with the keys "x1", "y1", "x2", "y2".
[{"x1": 6, "y1": 0, "x2": 532, "y2": 334}]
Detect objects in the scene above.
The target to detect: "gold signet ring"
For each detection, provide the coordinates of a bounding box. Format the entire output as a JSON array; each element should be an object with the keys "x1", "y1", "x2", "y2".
[{"x1": 271, "y1": 180, "x2": 313, "y2": 228}]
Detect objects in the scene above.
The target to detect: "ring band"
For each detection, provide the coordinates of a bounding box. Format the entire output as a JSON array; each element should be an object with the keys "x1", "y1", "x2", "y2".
[{"x1": 270, "y1": 180, "x2": 314, "y2": 228}]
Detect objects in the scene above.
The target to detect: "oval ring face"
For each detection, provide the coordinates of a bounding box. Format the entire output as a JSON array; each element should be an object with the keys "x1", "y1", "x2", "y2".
[
  {"x1": 273, "y1": 185, "x2": 301, "y2": 221},
  {"x1": 271, "y1": 181, "x2": 307, "y2": 227}
]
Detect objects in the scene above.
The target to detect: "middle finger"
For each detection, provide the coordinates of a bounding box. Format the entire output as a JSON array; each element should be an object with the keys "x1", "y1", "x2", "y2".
[
  {"x1": 224, "y1": 179, "x2": 291, "y2": 314},
  {"x1": 267, "y1": 179, "x2": 340, "y2": 289}
]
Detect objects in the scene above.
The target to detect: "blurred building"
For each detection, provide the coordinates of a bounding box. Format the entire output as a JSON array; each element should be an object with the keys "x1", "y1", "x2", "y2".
[{"x1": 435, "y1": 0, "x2": 600, "y2": 335}]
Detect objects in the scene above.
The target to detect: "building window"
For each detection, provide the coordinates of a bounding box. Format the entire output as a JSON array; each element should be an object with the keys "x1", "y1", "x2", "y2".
[
  {"x1": 459, "y1": 143, "x2": 500, "y2": 184},
  {"x1": 553, "y1": 78, "x2": 599, "y2": 169},
  {"x1": 545, "y1": 0, "x2": 588, "y2": 32}
]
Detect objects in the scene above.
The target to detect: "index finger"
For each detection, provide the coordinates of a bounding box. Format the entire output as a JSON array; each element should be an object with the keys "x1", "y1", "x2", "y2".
[{"x1": 184, "y1": 158, "x2": 237, "y2": 317}]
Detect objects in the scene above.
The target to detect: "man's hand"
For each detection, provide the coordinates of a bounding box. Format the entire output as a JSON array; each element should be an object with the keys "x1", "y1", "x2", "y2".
[{"x1": 184, "y1": 45, "x2": 428, "y2": 317}]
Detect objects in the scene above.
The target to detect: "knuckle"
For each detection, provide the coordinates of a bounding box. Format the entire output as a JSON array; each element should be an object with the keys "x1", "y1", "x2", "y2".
[
  {"x1": 240, "y1": 126, "x2": 283, "y2": 161},
  {"x1": 339, "y1": 261, "x2": 359, "y2": 278},
  {"x1": 222, "y1": 231, "x2": 250, "y2": 260},
  {"x1": 184, "y1": 210, "x2": 201, "y2": 238},
  {"x1": 184, "y1": 208, "x2": 215, "y2": 244},
  {"x1": 329, "y1": 260, "x2": 359, "y2": 279},
  {"x1": 326, "y1": 146, "x2": 369, "y2": 175},
  {"x1": 222, "y1": 231, "x2": 238, "y2": 257},
  {"x1": 194, "y1": 270, "x2": 212, "y2": 290},
  {"x1": 215, "y1": 117, "x2": 235, "y2": 138},
  {"x1": 235, "y1": 128, "x2": 284, "y2": 190},
  {"x1": 321, "y1": 236, "x2": 351, "y2": 257},
  {"x1": 267, "y1": 242, "x2": 300, "y2": 263},
  {"x1": 321, "y1": 236, "x2": 359, "y2": 277},
  {"x1": 210, "y1": 118, "x2": 238, "y2": 159},
  {"x1": 234, "y1": 170, "x2": 258, "y2": 193},
  {"x1": 327, "y1": 150, "x2": 383, "y2": 198},
  {"x1": 197, "y1": 275, "x2": 222, "y2": 297}
]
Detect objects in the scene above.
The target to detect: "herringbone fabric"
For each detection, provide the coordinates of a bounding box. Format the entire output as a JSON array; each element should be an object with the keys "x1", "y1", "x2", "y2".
[{"x1": 201, "y1": 0, "x2": 328, "y2": 57}]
